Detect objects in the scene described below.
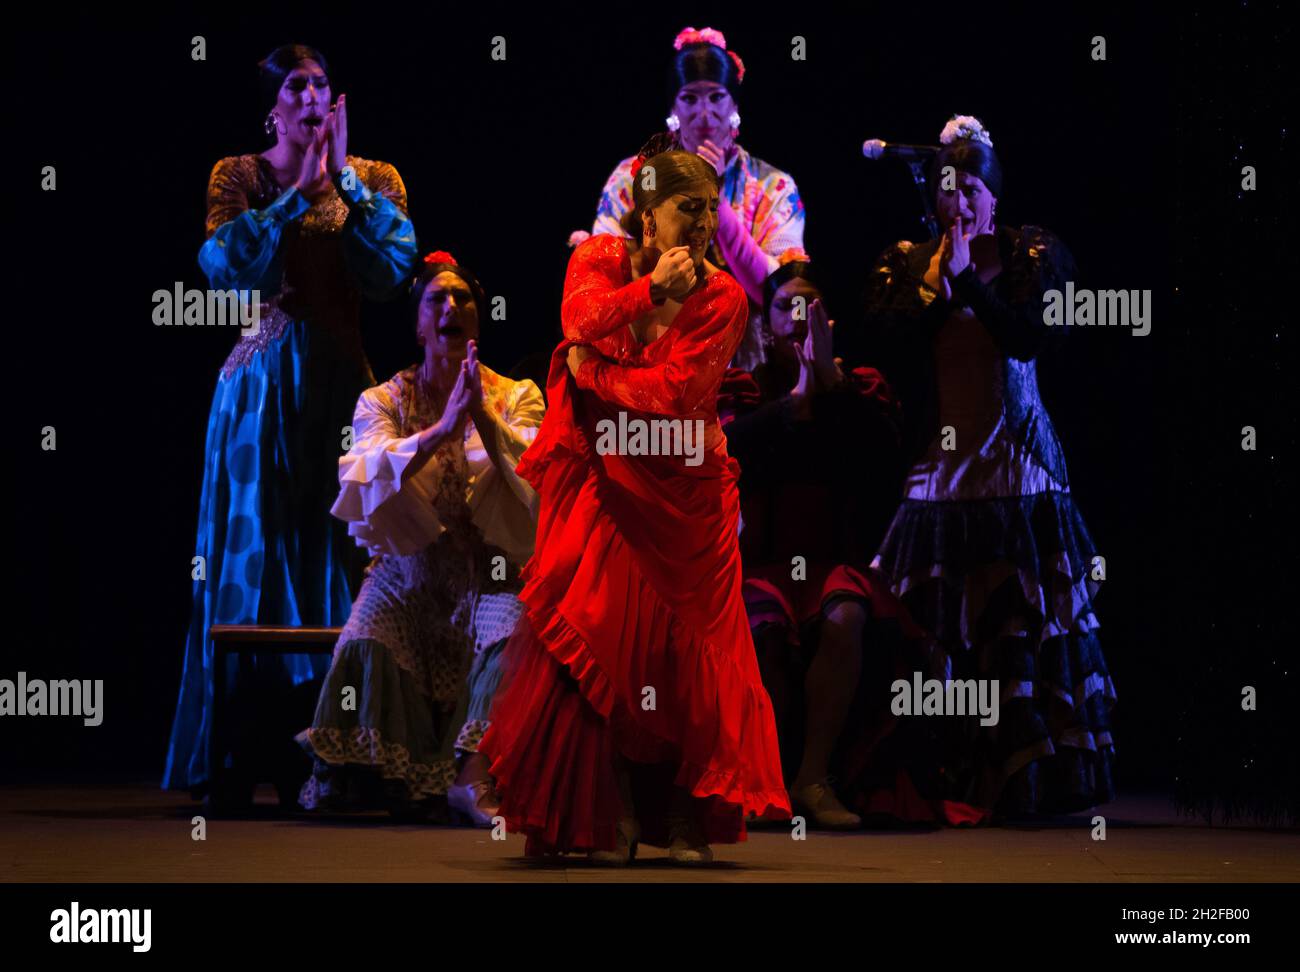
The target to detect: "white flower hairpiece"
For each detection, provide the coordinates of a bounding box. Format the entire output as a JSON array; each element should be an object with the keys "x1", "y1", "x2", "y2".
[{"x1": 939, "y1": 114, "x2": 993, "y2": 147}]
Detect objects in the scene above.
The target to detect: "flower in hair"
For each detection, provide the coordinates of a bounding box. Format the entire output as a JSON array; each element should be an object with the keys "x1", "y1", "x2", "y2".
[
  {"x1": 777, "y1": 247, "x2": 811, "y2": 266},
  {"x1": 674, "y1": 26, "x2": 728, "y2": 51},
  {"x1": 630, "y1": 155, "x2": 647, "y2": 181},
  {"x1": 568, "y1": 230, "x2": 591, "y2": 248},
  {"x1": 423, "y1": 250, "x2": 458, "y2": 266},
  {"x1": 728, "y1": 50, "x2": 746, "y2": 82},
  {"x1": 939, "y1": 115, "x2": 993, "y2": 147}
]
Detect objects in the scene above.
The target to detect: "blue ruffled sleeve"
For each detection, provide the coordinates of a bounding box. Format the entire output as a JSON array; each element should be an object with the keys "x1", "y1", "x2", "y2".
[
  {"x1": 198, "y1": 157, "x2": 309, "y2": 295},
  {"x1": 334, "y1": 159, "x2": 418, "y2": 299}
]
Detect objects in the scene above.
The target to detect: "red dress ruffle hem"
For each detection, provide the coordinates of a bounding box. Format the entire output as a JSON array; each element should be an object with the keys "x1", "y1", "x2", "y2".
[{"x1": 480, "y1": 236, "x2": 792, "y2": 855}]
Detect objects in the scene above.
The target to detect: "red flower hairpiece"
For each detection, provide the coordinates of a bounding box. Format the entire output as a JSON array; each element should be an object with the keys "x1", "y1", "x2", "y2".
[
  {"x1": 630, "y1": 155, "x2": 647, "y2": 181},
  {"x1": 423, "y1": 250, "x2": 457, "y2": 266}
]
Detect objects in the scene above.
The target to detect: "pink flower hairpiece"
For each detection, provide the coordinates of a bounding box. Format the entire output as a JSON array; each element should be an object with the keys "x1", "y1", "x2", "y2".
[
  {"x1": 423, "y1": 250, "x2": 457, "y2": 266},
  {"x1": 673, "y1": 26, "x2": 727, "y2": 51},
  {"x1": 672, "y1": 26, "x2": 746, "y2": 82}
]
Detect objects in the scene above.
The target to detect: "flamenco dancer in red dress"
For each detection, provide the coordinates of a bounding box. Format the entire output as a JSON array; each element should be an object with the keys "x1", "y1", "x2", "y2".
[{"x1": 480, "y1": 138, "x2": 791, "y2": 864}]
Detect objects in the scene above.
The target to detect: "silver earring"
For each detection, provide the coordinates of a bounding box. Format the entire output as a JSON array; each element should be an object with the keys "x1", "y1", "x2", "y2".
[
  {"x1": 728, "y1": 110, "x2": 741, "y2": 131},
  {"x1": 264, "y1": 111, "x2": 284, "y2": 136},
  {"x1": 665, "y1": 113, "x2": 680, "y2": 132}
]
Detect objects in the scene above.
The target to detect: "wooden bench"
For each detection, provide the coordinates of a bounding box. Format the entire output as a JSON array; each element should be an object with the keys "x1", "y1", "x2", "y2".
[{"x1": 208, "y1": 625, "x2": 341, "y2": 813}]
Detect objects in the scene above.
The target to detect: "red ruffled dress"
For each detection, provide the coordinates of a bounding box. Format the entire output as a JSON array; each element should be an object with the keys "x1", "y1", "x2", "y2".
[{"x1": 480, "y1": 235, "x2": 792, "y2": 855}]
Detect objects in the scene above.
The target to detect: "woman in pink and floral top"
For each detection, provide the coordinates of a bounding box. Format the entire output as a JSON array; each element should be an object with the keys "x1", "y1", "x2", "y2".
[{"x1": 583, "y1": 26, "x2": 806, "y2": 370}]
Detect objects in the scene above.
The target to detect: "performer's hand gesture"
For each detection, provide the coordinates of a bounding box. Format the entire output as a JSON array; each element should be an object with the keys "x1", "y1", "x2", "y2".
[
  {"x1": 294, "y1": 124, "x2": 331, "y2": 197},
  {"x1": 696, "y1": 139, "x2": 728, "y2": 177},
  {"x1": 465, "y1": 339, "x2": 486, "y2": 419},
  {"x1": 438, "y1": 360, "x2": 474, "y2": 441},
  {"x1": 650, "y1": 245, "x2": 696, "y2": 302},
  {"x1": 566, "y1": 344, "x2": 592, "y2": 378},
  {"x1": 808, "y1": 298, "x2": 841, "y2": 389},
  {"x1": 325, "y1": 94, "x2": 348, "y2": 177},
  {"x1": 940, "y1": 215, "x2": 973, "y2": 279},
  {"x1": 790, "y1": 334, "x2": 816, "y2": 420}
]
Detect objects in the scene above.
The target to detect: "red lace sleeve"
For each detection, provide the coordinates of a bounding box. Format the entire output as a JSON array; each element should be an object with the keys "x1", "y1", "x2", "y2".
[
  {"x1": 561, "y1": 235, "x2": 657, "y2": 343},
  {"x1": 574, "y1": 275, "x2": 749, "y2": 417}
]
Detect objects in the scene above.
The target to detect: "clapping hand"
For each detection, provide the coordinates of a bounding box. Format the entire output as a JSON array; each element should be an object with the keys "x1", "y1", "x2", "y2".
[
  {"x1": 325, "y1": 94, "x2": 348, "y2": 177},
  {"x1": 939, "y1": 215, "x2": 973, "y2": 279},
  {"x1": 807, "y1": 298, "x2": 841, "y2": 388},
  {"x1": 294, "y1": 124, "x2": 331, "y2": 197}
]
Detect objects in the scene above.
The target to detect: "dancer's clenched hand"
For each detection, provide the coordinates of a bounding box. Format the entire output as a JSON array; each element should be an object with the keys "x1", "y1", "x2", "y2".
[
  {"x1": 566, "y1": 344, "x2": 592, "y2": 378},
  {"x1": 650, "y1": 245, "x2": 696, "y2": 302}
]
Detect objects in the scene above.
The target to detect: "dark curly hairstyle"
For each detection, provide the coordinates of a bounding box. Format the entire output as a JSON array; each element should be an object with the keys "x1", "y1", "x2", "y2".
[{"x1": 618, "y1": 132, "x2": 721, "y2": 239}]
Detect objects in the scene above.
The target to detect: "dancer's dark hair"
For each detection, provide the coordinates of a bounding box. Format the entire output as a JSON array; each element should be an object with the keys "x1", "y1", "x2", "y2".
[{"x1": 619, "y1": 133, "x2": 720, "y2": 239}]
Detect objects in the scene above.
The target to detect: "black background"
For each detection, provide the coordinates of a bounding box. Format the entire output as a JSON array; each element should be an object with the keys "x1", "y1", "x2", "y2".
[{"x1": 3, "y1": 3, "x2": 1291, "y2": 821}]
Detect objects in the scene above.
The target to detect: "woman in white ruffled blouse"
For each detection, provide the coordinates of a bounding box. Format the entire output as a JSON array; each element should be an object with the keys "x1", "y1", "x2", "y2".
[{"x1": 296, "y1": 252, "x2": 544, "y2": 823}]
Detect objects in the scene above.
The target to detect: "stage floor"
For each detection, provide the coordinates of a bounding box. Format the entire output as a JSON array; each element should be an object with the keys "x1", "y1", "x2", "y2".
[{"x1": 2, "y1": 783, "x2": 1296, "y2": 882}]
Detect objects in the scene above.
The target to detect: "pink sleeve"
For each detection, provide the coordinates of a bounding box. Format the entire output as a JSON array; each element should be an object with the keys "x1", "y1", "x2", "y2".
[{"x1": 714, "y1": 201, "x2": 778, "y2": 304}]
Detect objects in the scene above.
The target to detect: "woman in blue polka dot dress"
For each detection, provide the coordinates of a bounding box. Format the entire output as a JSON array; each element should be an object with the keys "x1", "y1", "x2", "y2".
[{"x1": 163, "y1": 45, "x2": 417, "y2": 797}]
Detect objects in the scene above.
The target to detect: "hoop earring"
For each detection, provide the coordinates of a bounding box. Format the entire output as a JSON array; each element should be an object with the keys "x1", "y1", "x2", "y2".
[
  {"x1": 665, "y1": 113, "x2": 681, "y2": 132},
  {"x1": 264, "y1": 111, "x2": 286, "y2": 136}
]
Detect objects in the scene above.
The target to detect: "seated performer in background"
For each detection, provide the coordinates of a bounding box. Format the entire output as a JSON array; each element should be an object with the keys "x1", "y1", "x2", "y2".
[
  {"x1": 580, "y1": 26, "x2": 805, "y2": 370},
  {"x1": 718, "y1": 257, "x2": 925, "y2": 828},
  {"x1": 482, "y1": 140, "x2": 790, "y2": 865},
  {"x1": 297, "y1": 253, "x2": 543, "y2": 821},
  {"x1": 165, "y1": 43, "x2": 418, "y2": 801},
  {"x1": 866, "y1": 116, "x2": 1116, "y2": 819}
]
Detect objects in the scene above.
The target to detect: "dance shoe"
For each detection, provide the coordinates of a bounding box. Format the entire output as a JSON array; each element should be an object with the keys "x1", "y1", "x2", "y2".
[
  {"x1": 587, "y1": 818, "x2": 640, "y2": 865},
  {"x1": 666, "y1": 815, "x2": 713, "y2": 864},
  {"x1": 447, "y1": 779, "x2": 500, "y2": 828},
  {"x1": 789, "y1": 778, "x2": 861, "y2": 830}
]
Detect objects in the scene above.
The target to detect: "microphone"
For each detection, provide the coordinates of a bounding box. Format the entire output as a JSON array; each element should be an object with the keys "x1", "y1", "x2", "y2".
[{"x1": 862, "y1": 139, "x2": 941, "y2": 161}]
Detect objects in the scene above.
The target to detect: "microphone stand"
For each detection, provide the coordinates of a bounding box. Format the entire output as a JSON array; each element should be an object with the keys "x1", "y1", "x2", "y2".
[{"x1": 907, "y1": 160, "x2": 940, "y2": 240}]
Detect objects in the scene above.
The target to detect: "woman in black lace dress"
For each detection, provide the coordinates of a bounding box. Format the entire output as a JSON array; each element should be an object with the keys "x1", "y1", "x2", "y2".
[{"x1": 866, "y1": 116, "x2": 1116, "y2": 818}]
